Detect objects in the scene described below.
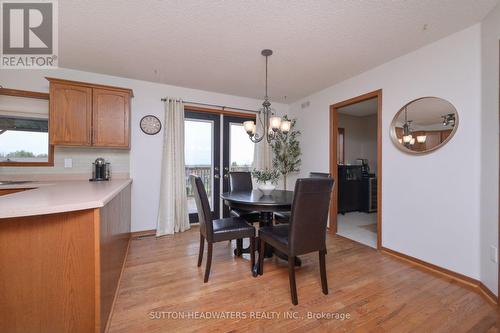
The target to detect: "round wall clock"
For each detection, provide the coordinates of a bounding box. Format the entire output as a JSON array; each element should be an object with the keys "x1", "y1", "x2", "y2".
[{"x1": 140, "y1": 115, "x2": 161, "y2": 135}]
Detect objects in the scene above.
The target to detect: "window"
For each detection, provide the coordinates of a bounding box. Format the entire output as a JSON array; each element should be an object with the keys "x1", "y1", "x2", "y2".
[{"x1": 0, "y1": 89, "x2": 53, "y2": 166}]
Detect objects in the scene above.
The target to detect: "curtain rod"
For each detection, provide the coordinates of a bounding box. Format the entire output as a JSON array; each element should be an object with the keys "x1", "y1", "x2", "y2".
[{"x1": 160, "y1": 98, "x2": 259, "y2": 114}]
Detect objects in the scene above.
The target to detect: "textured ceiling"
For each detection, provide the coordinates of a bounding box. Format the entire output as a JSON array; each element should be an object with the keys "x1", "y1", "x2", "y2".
[
  {"x1": 338, "y1": 98, "x2": 378, "y2": 117},
  {"x1": 58, "y1": 0, "x2": 498, "y2": 102}
]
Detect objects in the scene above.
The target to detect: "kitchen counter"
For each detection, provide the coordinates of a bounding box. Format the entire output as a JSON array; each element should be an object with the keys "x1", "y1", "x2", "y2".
[{"x1": 0, "y1": 179, "x2": 132, "y2": 219}]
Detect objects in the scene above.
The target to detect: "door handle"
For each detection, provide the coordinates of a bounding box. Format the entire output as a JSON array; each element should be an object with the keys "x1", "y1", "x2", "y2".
[
  {"x1": 223, "y1": 174, "x2": 229, "y2": 179},
  {"x1": 214, "y1": 174, "x2": 220, "y2": 179}
]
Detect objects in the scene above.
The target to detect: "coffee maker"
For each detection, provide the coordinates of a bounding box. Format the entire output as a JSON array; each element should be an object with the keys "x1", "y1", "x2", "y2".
[{"x1": 90, "y1": 157, "x2": 111, "y2": 181}]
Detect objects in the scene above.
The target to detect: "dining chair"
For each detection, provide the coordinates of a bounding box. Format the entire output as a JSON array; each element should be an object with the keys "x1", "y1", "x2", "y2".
[
  {"x1": 274, "y1": 172, "x2": 331, "y2": 223},
  {"x1": 258, "y1": 177, "x2": 334, "y2": 305},
  {"x1": 228, "y1": 172, "x2": 260, "y2": 254},
  {"x1": 190, "y1": 175, "x2": 256, "y2": 282}
]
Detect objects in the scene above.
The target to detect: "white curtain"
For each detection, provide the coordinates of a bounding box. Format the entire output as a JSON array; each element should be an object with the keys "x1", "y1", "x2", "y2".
[
  {"x1": 156, "y1": 98, "x2": 190, "y2": 236},
  {"x1": 252, "y1": 112, "x2": 273, "y2": 170}
]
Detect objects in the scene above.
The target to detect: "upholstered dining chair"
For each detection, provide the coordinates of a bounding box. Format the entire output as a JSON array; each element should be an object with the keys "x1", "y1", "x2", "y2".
[
  {"x1": 190, "y1": 175, "x2": 256, "y2": 282},
  {"x1": 258, "y1": 177, "x2": 334, "y2": 305},
  {"x1": 228, "y1": 172, "x2": 260, "y2": 254},
  {"x1": 274, "y1": 172, "x2": 331, "y2": 223}
]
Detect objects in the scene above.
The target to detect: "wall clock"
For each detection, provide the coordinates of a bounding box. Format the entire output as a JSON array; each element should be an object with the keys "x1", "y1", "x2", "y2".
[{"x1": 140, "y1": 115, "x2": 161, "y2": 135}]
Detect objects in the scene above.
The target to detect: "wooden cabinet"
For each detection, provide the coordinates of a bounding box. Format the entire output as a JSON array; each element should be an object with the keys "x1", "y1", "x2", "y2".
[
  {"x1": 49, "y1": 83, "x2": 92, "y2": 146},
  {"x1": 0, "y1": 185, "x2": 131, "y2": 333},
  {"x1": 47, "y1": 78, "x2": 133, "y2": 149}
]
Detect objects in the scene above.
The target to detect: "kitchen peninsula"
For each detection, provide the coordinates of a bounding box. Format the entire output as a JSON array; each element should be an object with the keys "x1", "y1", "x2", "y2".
[{"x1": 0, "y1": 179, "x2": 132, "y2": 333}]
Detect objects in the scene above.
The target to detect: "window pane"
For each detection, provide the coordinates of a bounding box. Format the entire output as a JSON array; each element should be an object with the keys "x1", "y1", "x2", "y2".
[
  {"x1": 229, "y1": 123, "x2": 254, "y2": 172},
  {"x1": 184, "y1": 119, "x2": 214, "y2": 214},
  {"x1": 0, "y1": 126, "x2": 49, "y2": 162}
]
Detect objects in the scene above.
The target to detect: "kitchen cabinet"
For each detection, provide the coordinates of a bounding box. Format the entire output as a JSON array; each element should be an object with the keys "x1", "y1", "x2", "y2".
[{"x1": 47, "y1": 78, "x2": 133, "y2": 149}]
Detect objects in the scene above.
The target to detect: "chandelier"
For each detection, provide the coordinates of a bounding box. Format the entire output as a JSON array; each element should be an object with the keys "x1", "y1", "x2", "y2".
[
  {"x1": 243, "y1": 49, "x2": 291, "y2": 143},
  {"x1": 400, "y1": 107, "x2": 426, "y2": 146}
]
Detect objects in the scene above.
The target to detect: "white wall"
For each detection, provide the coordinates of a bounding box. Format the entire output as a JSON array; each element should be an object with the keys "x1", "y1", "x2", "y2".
[
  {"x1": 480, "y1": 2, "x2": 500, "y2": 295},
  {"x1": 338, "y1": 113, "x2": 377, "y2": 172},
  {"x1": 0, "y1": 68, "x2": 288, "y2": 232},
  {"x1": 289, "y1": 25, "x2": 482, "y2": 280}
]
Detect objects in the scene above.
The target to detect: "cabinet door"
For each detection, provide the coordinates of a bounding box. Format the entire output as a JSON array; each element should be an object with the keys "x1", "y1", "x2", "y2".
[
  {"x1": 50, "y1": 83, "x2": 92, "y2": 146},
  {"x1": 92, "y1": 89, "x2": 130, "y2": 148}
]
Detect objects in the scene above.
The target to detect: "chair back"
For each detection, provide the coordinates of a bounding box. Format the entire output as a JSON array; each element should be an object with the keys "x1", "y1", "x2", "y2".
[
  {"x1": 289, "y1": 178, "x2": 334, "y2": 255},
  {"x1": 190, "y1": 175, "x2": 214, "y2": 241},
  {"x1": 229, "y1": 172, "x2": 253, "y2": 192},
  {"x1": 309, "y1": 172, "x2": 331, "y2": 178}
]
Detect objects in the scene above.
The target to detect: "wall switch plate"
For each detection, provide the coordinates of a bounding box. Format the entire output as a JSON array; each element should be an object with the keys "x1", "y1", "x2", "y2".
[
  {"x1": 490, "y1": 245, "x2": 498, "y2": 264},
  {"x1": 64, "y1": 158, "x2": 73, "y2": 168}
]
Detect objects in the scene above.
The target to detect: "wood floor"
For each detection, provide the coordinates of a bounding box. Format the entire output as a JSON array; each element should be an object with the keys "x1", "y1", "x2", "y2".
[{"x1": 108, "y1": 226, "x2": 499, "y2": 333}]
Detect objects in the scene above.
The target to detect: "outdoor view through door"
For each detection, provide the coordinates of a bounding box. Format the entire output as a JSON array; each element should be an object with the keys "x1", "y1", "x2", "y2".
[{"x1": 184, "y1": 110, "x2": 255, "y2": 222}]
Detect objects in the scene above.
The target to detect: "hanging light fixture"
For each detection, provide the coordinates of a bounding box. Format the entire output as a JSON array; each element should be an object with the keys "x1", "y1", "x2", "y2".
[
  {"x1": 243, "y1": 49, "x2": 290, "y2": 143},
  {"x1": 401, "y1": 106, "x2": 413, "y2": 145}
]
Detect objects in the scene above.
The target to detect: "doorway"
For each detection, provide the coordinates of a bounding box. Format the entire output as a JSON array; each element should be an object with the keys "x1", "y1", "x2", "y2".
[
  {"x1": 329, "y1": 90, "x2": 382, "y2": 249},
  {"x1": 184, "y1": 108, "x2": 256, "y2": 222}
]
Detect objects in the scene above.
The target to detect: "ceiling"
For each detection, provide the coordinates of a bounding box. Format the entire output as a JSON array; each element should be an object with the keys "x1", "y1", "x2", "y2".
[
  {"x1": 58, "y1": 0, "x2": 498, "y2": 102},
  {"x1": 395, "y1": 97, "x2": 457, "y2": 126},
  {"x1": 337, "y1": 98, "x2": 378, "y2": 117}
]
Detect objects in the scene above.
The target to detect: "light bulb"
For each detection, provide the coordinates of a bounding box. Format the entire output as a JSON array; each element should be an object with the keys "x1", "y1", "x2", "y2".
[
  {"x1": 416, "y1": 135, "x2": 426, "y2": 143},
  {"x1": 280, "y1": 120, "x2": 291, "y2": 133},
  {"x1": 410, "y1": 138, "x2": 416, "y2": 145},
  {"x1": 243, "y1": 121, "x2": 255, "y2": 135},
  {"x1": 269, "y1": 116, "x2": 281, "y2": 131},
  {"x1": 402, "y1": 134, "x2": 412, "y2": 143}
]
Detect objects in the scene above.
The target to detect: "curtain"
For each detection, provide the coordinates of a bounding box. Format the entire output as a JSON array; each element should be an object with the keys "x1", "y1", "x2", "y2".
[
  {"x1": 252, "y1": 111, "x2": 272, "y2": 170},
  {"x1": 156, "y1": 98, "x2": 190, "y2": 236}
]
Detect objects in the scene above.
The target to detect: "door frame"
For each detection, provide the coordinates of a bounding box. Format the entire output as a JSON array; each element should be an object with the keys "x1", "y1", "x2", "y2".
[{"x1": 329, "y1": 89, "x2": 383, "y2": 249}]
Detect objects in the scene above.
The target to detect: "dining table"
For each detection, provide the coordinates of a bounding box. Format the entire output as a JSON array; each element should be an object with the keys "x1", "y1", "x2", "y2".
[{"x1": 220, "y1": 189, "x2": 301, "y2": 276}]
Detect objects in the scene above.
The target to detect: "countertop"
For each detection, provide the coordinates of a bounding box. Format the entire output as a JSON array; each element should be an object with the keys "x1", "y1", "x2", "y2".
[{"x1": 0, "y1": 179, "x2": 132, "y2": 219}]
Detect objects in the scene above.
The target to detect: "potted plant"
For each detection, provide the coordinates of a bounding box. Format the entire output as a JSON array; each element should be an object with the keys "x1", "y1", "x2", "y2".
[
  {"x1": 252, "y1": 168, "x2": 280, "y2": 195},
  {"x1": 271, "y1": 115, "x2": 301, "y2": 190}
]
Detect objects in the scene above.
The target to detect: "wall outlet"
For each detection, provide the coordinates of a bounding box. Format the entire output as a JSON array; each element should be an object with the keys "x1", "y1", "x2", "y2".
[
  {"x1": 64, "y1": 158, "x2": 73, "y2": 168},
  {"x1": 490, "y1": 245, "x2": 498, "y2": 264}
]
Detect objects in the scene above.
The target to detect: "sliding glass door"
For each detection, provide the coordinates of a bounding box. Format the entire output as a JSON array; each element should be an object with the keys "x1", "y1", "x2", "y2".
[{"x1": 184, "y1": 111, "x2": 221, "y2": 222}]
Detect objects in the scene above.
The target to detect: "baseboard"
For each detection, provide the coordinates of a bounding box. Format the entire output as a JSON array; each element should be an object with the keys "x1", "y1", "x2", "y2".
[
  {"x1": 131, "y1": 229, "x2": 156, "y2": 238},
  {"x1": 380, "y1": 246, "x2": 498, "y2": 306}
]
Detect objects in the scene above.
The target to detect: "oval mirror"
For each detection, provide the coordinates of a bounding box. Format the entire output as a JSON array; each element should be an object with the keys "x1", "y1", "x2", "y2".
[{"x1": 390, "y1": 97, "x2": 458, "y2": 154}]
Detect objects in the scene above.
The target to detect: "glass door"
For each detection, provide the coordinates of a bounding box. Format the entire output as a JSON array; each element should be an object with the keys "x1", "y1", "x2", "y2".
[
  {"x1": 222, "y1": 115, "x2": 256, "y2": 217},
  {"x1": 184, "y1": 111, "x2": 221, "y2": 222}
]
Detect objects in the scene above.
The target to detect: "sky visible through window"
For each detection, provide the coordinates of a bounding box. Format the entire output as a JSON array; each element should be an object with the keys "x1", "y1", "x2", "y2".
[
  {"x1": 0, "y1": 131, "x2": 49, "y2": 158},
  {"x1": 184, "y1": 120, "x2": 254, "y2": 166}
]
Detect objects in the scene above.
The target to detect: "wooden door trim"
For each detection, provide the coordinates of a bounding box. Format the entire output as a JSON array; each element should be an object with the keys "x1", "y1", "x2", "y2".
[
  {"x1": 329, "y1": 89, "x2": 382, "y2": 249},
  {"x1": 185, "y1": 105, "x2": 256, "y2": 119}
]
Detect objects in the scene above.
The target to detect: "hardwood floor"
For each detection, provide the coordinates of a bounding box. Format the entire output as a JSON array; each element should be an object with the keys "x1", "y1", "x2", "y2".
[{"x1": 108, "y1": 226, "x2": 498, "y2": 333}]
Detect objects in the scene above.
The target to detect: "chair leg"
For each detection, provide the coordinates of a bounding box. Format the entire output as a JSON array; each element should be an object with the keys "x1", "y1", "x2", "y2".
[
  {"x1": 319, "y1": 249, "x2": 328, "y2": 295},
  {"x1": 197, "y1": 234, "x2": 204, "y2": 267},
  {"x1": 250, "y1": 237, "x2": 255, "y2": 268},
  {"x1": 288, "y1": 256, "x2": 298, "y2": 305},
  {"x1": 204, "y1": 243, "x2": 213, "y2": 283},
  {"x1": 258, "y1": 238, "x2": 265, "y2": 275},
  {"x1": 236, "y1": 238, "x2": 243, "y2": 256}
]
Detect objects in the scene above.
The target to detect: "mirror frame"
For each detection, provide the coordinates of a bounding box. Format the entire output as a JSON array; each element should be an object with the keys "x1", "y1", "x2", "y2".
[
  {"x1": 0, "y1": 87, "x2": 54, "y2": 167},
  {"x1": 390, "y1": 96, "x2": 459, "y2": 155}
]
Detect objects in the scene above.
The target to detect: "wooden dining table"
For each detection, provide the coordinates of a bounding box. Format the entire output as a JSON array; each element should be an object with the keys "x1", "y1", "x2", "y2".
[{"x1": 220, "y1": 189, "x2": 300, "y2": 276}]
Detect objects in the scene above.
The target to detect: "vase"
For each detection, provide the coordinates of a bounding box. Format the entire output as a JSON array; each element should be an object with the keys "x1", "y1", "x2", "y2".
[{"x1": 258, "y1": 181, "x2": 275, "y2": 195}]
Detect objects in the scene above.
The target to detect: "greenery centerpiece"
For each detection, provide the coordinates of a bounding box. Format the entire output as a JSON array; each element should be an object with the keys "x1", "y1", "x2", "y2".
[
  {"x1": 252, "y1": 168, "x2": 280, "y2": 195},
  {"x1": 271, "y1": 115, "x2": 301, "y2": 190}
]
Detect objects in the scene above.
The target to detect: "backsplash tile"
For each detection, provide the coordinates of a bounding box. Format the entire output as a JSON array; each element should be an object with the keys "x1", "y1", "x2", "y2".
[{"x1": 0, "y1": 147, "x2": 130, "y2": 177}]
